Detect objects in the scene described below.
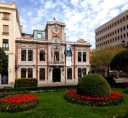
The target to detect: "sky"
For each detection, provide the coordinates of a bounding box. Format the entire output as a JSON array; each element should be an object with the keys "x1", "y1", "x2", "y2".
[{"x1": 1, "y1": 0, "x2": 128, "y2": 48}]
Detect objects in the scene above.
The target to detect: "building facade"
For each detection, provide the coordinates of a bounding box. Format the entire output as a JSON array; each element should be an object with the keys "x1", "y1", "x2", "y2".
[
  {"x1": 0, "y1": 2, "x2": 21, "y2": 86},
  {"x1": 95, "y1": 10, "x2": 128, "y2": 50},
  {"x1": 15, "y1": 20, "x2": 91, "y2": 86}
]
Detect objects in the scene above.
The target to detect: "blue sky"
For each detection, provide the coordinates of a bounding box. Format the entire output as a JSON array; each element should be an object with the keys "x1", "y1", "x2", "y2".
[{"x1": 1, "y1": 0, "x2": 128, "y2": 48}]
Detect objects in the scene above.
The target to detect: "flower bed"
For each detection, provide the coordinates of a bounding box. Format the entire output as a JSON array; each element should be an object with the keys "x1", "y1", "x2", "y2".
[
  {"x1": 0, "y1": 94, "x2": 39, "y2": 112},
  {"x1": 64, "y1": 89, "x2": 123, "y2": 106}
]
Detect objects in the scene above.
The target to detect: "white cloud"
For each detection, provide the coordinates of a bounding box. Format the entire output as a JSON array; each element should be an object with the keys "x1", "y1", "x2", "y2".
[
  {"x1": 18, "y1": 0, "x2": 128, "y2": 48},
  {"x1": 71, "y1": 0, "x2": 79, "y2": 7},
  {"x1": 44, "y1": 0, "x2": 56, "y2": 9},
  {"x1": 109, "y1": 9, "x2": 120, "y2": 17},
  {"x1": 27, "y1": 11, "x2": 32, "y2": 16},
  {"x1": 20, "y1": 18, "x2": 26, "y2": 24},
  {"x1": 121, "y1": 5, "x2": 128, "y2": 11}
]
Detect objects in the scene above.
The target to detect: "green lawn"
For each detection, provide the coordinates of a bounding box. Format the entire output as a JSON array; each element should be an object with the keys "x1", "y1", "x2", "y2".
[{"x1": 0, "y1": 88, "x2": 128, "y2": 118}]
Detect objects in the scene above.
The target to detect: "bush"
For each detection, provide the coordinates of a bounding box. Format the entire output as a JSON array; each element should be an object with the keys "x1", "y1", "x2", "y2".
[
  {"x1": 77, "y1": 74, "x2": 111, "y2": 97},
  {"x1": 110, "y1": 50, "x2": 128, "y2": 72},
  {"x1": 15, "y1": 78, "x2": 37, "y2": 88}
]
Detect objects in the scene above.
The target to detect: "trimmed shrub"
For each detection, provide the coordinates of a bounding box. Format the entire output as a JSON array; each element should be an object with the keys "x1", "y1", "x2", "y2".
[
  {"x1": 77, "y1": 74, "x2": 111, "y2": 97},
  {"x1": 15, "y1": 78, "x2": 37, "y2": 88}
]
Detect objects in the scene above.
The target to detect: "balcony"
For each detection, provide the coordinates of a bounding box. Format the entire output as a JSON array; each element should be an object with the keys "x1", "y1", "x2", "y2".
[
  {"x1": 48, "y1": 61, "x2": 65, "y2": 65},
  {"x1": 2, "y1": 32, "x2": 9, "y2": 36},
  {"x1": 2, "y1": 47, "x2": 9, "y2": 51},
  {"x1": 2, "y1": 17, "x2": 9, "y2": 20}
]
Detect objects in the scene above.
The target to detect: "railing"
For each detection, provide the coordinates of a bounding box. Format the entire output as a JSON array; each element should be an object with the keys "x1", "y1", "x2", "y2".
[
  {"x1": 48, "y1": 61, "x2": 64, "y2": 64},
  {"x1": 2, "y1": 32, "x2": 9, "y2": 35}
]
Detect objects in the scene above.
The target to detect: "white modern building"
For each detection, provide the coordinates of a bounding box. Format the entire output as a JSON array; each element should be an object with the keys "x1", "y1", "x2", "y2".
[{"x1": 0, "y1": 2, "x2": 21, "y2": 87}]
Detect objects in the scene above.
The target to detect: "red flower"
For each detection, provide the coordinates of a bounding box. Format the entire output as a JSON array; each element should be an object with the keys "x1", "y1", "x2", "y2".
[
  {"x1": 66, "y1": 89, "x2": 123, "y2": 101},
  {"x1": 2, "y1": 94, "x2": 38, "y2": 105}
]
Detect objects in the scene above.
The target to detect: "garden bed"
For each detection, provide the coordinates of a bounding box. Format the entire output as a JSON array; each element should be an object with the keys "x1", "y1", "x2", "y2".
[
  {"x1": 0, "y1": 94, "x2": 39, "y2": 112},
  {"x1": 65, "y1": 89, "x2": 124, "y2": 106}
]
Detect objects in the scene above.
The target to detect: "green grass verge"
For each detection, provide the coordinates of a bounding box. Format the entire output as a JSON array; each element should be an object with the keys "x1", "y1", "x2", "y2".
[{"x1": 0, "y1": 88, "x2": 128, "y2": 118}]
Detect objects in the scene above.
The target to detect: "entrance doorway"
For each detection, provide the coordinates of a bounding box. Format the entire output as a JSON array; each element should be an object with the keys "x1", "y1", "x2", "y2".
[{"x1": 53, "y1": 68, "x2": 61, "y2": 82}]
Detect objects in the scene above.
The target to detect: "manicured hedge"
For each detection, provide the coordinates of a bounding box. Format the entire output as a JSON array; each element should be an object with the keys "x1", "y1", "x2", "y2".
[
  {"x1": 77, "y1": 74, "x2": 111, "y2": 97},
  {"x1": 15, "y1": 78, "x2": 37, "y2": 88},
  {"x1": 0, "y1": 85, "x2": 77, "y2": 95}
]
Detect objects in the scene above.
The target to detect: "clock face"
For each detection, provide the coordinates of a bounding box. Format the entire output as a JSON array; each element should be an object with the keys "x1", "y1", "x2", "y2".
[{"x1": 53, "y1": 26, "x2": 59, "y2": 33}]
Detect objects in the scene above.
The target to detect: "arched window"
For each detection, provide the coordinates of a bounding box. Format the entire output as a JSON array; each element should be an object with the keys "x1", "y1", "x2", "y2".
[{"x1": 40, "y1": 49, "x2": 45, "y2": 61}]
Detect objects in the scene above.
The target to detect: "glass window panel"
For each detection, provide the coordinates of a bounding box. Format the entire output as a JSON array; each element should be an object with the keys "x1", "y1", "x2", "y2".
[
  {"x1": 39, "y1": 68, "x2": 45, "y2": 80},
  {"x1": 37, "y1": 33, "x2": 42, "y2": 38},
  {"x1": 21, "y1": 68, "x2": 26, "y2": 78},
  {"x1": 83, "y1": 52, "x2": 86, "y2": 62},
  {"x1": 21, "y1": 50, "x2": 26, "y2": 61},
  {"x1": 28, "y1": 68, "x2": 33, "y2": 78},
  {"x1": 78, "y1": 68, "x2": 82, "y2": 79},
  {"x1": 28, "y1": 50, "x2": 33, "y2": 61},
  {"x1": 67, "y1": 68, "x2": 72, "y2": 79},
  {"x1": 78, "y1": 52, "x2": 81, "y2": 62},
  {"x1": 2, "y1": 39, "x2": 9, "y2": 49},
  {"x1": 83, "y1": 68, "x2": 86, "y2": 76},
  {"x1": 40, "y1": 50, "x2": 45, "y2": 61}
]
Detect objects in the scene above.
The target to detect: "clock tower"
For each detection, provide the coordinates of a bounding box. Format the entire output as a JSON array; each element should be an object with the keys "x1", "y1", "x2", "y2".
[{"x1": 45, "y1": 18, "x2": 65, "y2": 42}]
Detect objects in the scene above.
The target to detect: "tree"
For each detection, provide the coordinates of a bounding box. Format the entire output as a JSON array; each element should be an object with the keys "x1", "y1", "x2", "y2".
[
  {"x1": 0, "y1": 47, "x2": 8, "y2": 74},
  {"x1": 91, "y1": 46, "x2": 126, "y2": 75},
  {"x1": 110, "y1": 50, "x2": 128, "y2": 72}
]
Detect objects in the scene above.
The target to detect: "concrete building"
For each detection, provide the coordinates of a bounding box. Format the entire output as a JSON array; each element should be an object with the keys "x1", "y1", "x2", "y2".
[
  {"x1": 15, "y1": 19, "x2": 91, "y2": 86},
  {"x1": 95, "y1": 10, "x2": 128, "y2": 50},
  {"x1": 0, "y1": 2, "x2": 21, "y2": 86}
]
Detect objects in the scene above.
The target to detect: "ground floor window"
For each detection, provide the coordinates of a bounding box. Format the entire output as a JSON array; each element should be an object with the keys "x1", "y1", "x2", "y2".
[
  {"x1": 39, "y1": 68, "x2": 45, "y2": 80},
  {"x1": 78, "y1": 68, "x2": 82, "y2": 79},
  {"x1": 83, "y1": 68, "x2": 86, "y2": 76},
  {"x1": 28, "y1": 68, "x2": 33, "y2": 78},
  {"x1": 21, "y1": 68, "x2": 26, "y2": 78},
  {"x1": 78, "y1": 68, "x2": 87, "y2": 79},
  {"x1": 67, "y1": 68, "x2": 72, "y2": 79},
  {"x1": 21, "y1": 68, "x2": 33, "y2": 78}
]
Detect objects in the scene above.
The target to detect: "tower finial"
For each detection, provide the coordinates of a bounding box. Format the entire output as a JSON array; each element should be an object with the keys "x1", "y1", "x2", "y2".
[{"x1": 53, "y1": 17, "x2": 56, "y2": 21}]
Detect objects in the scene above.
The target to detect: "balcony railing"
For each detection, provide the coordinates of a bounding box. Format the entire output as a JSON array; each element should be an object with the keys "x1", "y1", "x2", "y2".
[
  {"x1": 2, "y1": 32, "x2": 9, "y2": 35},
  {"x1": 2, "y1": 17, "x2": 9, "y2": 20},
  {"x1": 48, "y1": 61, "x2": 64, "y2": 65}
]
